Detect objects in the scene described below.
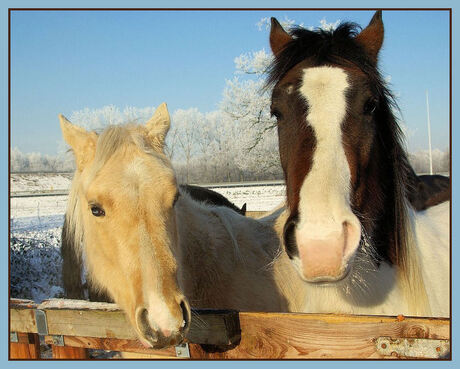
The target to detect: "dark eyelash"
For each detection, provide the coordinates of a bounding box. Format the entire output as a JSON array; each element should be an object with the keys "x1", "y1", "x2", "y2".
[
  {"x1": 364, "y1": 99, "x2": 378, "y2": 115},
  {"x1": 271, "y1": 109, "x2": 283, "y2": 119}
]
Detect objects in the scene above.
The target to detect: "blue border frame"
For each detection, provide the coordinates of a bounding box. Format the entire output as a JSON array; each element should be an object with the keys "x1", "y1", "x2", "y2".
[{"x1": 3, "y1": 0, "x2": 457, "y2": 367}]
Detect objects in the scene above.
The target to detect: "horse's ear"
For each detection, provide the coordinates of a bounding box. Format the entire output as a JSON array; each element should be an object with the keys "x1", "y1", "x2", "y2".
[
  {"x1": 270, "y1": 17, "x2": 293, "y2": 57},
  {"x1": 59, "y1": 114, "x2": 97, "y2": 171},
  {"x1": 240, "y1": 203, "x2": 247, "y2": 215},
  {"x1": 146, "y1": 102, "x2": 170, "y2": 150},
  {"x1": 355, "y1": 10, "x2": 384, "y2": 62}
]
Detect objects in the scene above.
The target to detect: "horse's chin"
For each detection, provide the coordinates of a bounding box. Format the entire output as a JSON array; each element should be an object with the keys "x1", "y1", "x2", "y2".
[
  {"x1": 293, "y1": 258, "x2": 352, "y2": 285},
  {"x1": 138, "y1": 327, "x2": 186, "y2": 349},
  {"x1": 139, "y1": 333, "x2": 185, "y2": 350},
  {"x1": 303, "y1": 265, "x2": 352, "y2": 285}
]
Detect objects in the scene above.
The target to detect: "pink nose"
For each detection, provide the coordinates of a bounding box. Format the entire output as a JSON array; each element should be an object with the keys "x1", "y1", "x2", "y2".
[
  {"x1": 161, "y1": 329, "x2": 171, "y2": 337},
  {"x1": 299, "y1": 235, "x2": 345, "y2": 279},
  {"x1": 296, "y1": 222, "x2": 359, "y2": 281}
]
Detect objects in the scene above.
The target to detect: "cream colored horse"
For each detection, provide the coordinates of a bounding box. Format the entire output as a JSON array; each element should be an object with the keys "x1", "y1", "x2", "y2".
[{"x1": 60, "y1": 103, "x2": 305, "y2": 349}]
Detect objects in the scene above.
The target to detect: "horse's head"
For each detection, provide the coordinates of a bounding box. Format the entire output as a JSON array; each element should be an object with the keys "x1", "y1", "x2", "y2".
[
  {"x1": 60, "y1": 104, "x2": 191, "y2": 348},
  {"x1": 269, "y1": 11, "x2": 398, "y2": 283}
]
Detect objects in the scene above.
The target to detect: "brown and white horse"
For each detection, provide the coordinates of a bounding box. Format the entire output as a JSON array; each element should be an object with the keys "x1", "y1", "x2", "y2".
[
  {"x1": 268, "y1": 11, "x2": 449, "y2": 317},
  {"x1": 60, "y1": 104, "x2": 305, "y2": 348}
]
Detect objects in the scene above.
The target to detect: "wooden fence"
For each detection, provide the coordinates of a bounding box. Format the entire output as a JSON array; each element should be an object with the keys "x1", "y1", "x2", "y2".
[{"x1": 9, "y1": 298, "x2": 450, "y2": 360}]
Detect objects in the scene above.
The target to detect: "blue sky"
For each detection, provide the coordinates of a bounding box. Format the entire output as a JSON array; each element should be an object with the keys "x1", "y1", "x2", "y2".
[{"x1": 10, "y1": 9, "x2": 449, "y2": 155}]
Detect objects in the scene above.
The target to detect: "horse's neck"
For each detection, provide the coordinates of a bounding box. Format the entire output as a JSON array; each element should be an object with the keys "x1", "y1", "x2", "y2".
[
  {"x1": 174, "y1": 195, "x2": 306, "y2": 312},
  {"x1": 378, "y1": 202, "x2": 433, "y2": 316},
  {"x1": 410, "y1": 201, "x2": 450, "y2": 317},
  {"x1": 363, "y1": 201, "x2": 448, "y2": 317}
]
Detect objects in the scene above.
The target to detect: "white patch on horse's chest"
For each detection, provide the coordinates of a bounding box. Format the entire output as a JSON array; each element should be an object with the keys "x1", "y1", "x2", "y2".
[
  {"x1": 413, "y1": 201, "x2": 450, "y2": 317},
  {"x1": 296, "y1": 66, "x2": 352, "y2": 237}
]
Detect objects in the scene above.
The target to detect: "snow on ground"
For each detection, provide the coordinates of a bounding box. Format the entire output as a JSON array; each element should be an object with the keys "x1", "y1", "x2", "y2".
[
  {"x1": 10, "y1": 217, "x2": 65, "y2": 302},
  {"x1": 11, "y1": 173, "x2": 72, "y2": 193},
  {"x1": 9, "y1": 173, "x2": 286, "y2": 303},
  {"x1": 209, "y1": 185, "x2": 285, "y2": 212},
  {"x1": 11, "y1": 175, "x2": 83, "y2": 302},
  {"x1": 11, "y1": 195, "x2": 68, "y2": 219}
]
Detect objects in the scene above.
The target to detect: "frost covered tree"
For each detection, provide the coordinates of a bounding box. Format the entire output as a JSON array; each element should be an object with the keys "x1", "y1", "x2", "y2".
[
  {"x1": 10, "y1": 148, "x2": 75, "y2": 173},
  {"x1": 69, "y1": 105, "x2": 157, "y2": 131},
  {"x1": 28, "y1": 152, "x2": 47, "y2": 172},
  {"x1": 11, "y1": 147, "x2": 30, "y2": 172},
  {"x1": 169, "y1": 109, "x2": 242, "y2": 183},
  {"x1": 221, "y1": 71, "x2": 275, "y2": 149},
  {"x1": 171, "y1": 108, "x2": 204, "y2": 183},
  {"x1": 409, "y1": 149, "x2": 449, "y2": 174}
]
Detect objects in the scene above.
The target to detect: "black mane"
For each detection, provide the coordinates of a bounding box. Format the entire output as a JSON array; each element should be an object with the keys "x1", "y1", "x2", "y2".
[{"x1": 267, "y1": 23, "x2": 386, "y2": 98}]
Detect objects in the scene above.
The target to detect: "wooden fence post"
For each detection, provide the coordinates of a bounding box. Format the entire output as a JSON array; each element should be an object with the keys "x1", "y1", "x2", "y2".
[
  {"x1": 10, "y1": 298, "x2": 451, "y2": 359},
  {"x1": 10, "y1": 333, "x2": 41, "y2": 359},
  {"x1": 51, "y1": 345, "x2": 89, "y2": 359}
]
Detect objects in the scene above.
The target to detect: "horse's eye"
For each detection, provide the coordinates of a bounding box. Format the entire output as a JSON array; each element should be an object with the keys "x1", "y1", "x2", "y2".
[
  {"x1": 271, "y1": 109, "x2": 283, "y2": 120},
  {"x1": 90, "y1": 205, "x2": 105, "y2": 217},
  {"x1": 363, "y1": 99, "x2": 377, "y2": 115}
]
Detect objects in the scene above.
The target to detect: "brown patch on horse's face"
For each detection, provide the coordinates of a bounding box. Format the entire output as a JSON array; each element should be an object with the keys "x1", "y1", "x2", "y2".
[
  {"x1": 271, "y1": 64, "x2": 315, "y2": 217},
  {"x1": 341, "y1": 66, "x2": 379, "y2": 210},
  {"x1": 79, "y1": 143, "x2": 189, "y2": 348}
]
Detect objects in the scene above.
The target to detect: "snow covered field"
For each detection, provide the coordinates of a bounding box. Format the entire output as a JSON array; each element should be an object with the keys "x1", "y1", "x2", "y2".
[
  {"x1": 211, "y1": 185, "x2": 285, "y2": 212},
  {"x1": 11, "y1": 172, "x2": 73, "y2": 193},
  {"x1": 11, "y1": 195, "x2": 68, "y2": 219},
  {"x1": 10, "y1": 173, "x2": 286, "y2": 303},
  {"x1": 10, "y1": 174, "x2": 68, "y2": 302}
]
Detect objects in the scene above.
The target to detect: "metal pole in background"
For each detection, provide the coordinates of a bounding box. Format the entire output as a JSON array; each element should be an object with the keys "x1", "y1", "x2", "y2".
[{"x1": 426, "y1": 90, "x2": 433, "y2": 175}]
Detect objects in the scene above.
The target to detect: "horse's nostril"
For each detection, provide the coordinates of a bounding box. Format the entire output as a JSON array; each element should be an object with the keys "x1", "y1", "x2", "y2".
[
  {"x1": 135, "y1": 307, "x2": 158, "y2": 346},
  {"x1": 342, "y1": 220, "x2": 361, "y2": 259},
  {"x1": 179, "y1": 299, "x2": 191, "y2": 333},
  {"x1": 283, "y1": 217, "x2": 299, "y2": 259}
]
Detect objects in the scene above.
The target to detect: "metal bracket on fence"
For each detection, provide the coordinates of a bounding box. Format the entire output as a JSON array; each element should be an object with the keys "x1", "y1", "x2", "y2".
[
  {"x1": 175, "y1": 343, "x2": 190, "y2": 358},
  {"x1": 51, "y1": 335, "x2": 65, "y2": 347},
  {"x1": 35, "y1": 309, "x2": 48, "y2": 336},
  {"x1": 376, "y1": 337, "x2": 450, "y2": 359},
  {"x1": 10, "y1": 332, "x2": 18, "y2": 343}
]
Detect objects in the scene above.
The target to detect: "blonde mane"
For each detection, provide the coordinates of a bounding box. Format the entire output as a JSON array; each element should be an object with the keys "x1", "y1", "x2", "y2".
[{"x1": 65, "y1": 169, "x2": 84, "y2": 259}]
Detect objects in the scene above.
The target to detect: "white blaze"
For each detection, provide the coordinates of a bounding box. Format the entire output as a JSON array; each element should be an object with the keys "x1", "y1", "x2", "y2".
[
  {"x1": 296, "y1": 66, "x2": 358, "y2": 242},
  {"x1": 147, "y1": 294, "x2": 180, "y2": 336}
]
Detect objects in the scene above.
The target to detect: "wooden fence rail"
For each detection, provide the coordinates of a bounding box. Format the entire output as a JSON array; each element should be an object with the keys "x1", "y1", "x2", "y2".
[{"x1": 9, "y1": 298, "x2": 450, "y2": 360}]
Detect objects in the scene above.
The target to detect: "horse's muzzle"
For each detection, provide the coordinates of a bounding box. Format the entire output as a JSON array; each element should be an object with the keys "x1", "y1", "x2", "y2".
[
  {"x1": 295, "y1": 220, "x2": 361, "y2": 281},
  {"x1": 135, "y1": 297, "x2": 191, "y2": 348}
]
